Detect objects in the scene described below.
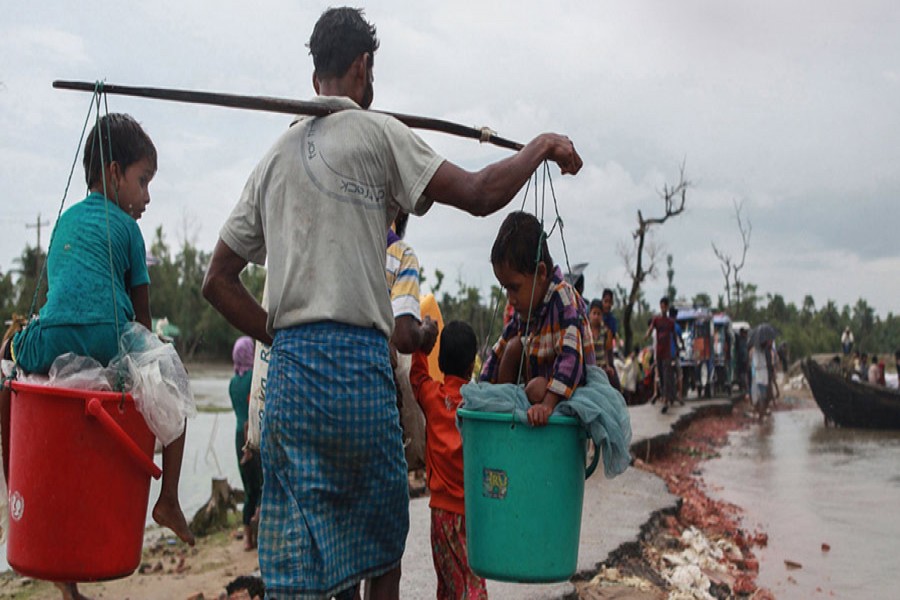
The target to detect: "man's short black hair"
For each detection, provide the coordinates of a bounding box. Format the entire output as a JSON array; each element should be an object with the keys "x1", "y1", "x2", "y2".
[
  {"x1": 225, "y1": 575, "x2": 265, "y2": 598},
  {"x1": 83, "y1": 113, "x2": 157, "y2": 189},
  {"x1": 589, "y1": 298, "x2": 603, "y2": 312},
  {"x1": 438, "y1": 321, "x2": 477, "y2": 379},
  {"x1": 490, "y1": 211, "x2": 553, "y2": 275},
  {"x1": 602, "y1": 288, "x2": 614, "y2": 300},
  {"x1": 308, "y1": 7, "x2": 379, "y2": 79},
  {"x1": 660, "y1": 296, "x2": 670, "y2": 306}
]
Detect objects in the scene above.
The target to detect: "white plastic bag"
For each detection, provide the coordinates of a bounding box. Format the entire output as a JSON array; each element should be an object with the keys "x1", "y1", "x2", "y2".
[
  {"x1": 246, "y1": 339, "x2": 270, "y2": 451},
  {"x1": 110, "y1": 322, "x2": 196, "y2": 446},
  {"x1": 247, "y1": 281, "x2": 270, "y2": 451},
  {"x1": 48, "y1": 353, "x2": 112, "y2": 390}
]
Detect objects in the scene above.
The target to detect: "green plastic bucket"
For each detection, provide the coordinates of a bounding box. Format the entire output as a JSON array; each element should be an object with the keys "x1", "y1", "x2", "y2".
[{"x1": 458, "y1": 408, "x2": 599, "y2": 582}]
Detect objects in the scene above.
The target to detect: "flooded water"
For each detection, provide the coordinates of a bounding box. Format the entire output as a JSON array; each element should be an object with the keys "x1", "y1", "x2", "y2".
[
  {"x1": 1, "y1": 363, "x2": 242, "y2": 572},
  {"x1": 702, "y1": 402, "x2": 900, "y2": 598}
]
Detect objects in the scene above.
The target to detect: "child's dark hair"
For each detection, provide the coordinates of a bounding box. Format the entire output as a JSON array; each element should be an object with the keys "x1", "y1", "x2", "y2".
[
  {"x1": 394, "y1": 211, "x2": 409, "y2": 239},
  {"x1": 490, "y1": 211, "x2": 553, "y2": 275},
  {"x1": 438, "y1": 321, "x2": 477, "y2": 379},
  {"x1": 308, "y1": 7, "x2": 379, "y2": 79},
  {"x1": 83, "y1": 113, "x2": 157, "y2": 189},
  {"x1": 602, "y1": 288, "x2": 614, "y2": 300},
  {"x1": 225, "y1": 575, "x2": 265, "y2": 598},
  {"x1": 589, "y1": 298, "x2": 603, "y2": 312}
]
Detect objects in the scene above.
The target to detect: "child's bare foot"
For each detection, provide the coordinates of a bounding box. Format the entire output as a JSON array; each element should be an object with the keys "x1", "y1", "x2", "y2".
[
  {"x1": 152, "y1": 497, "x2": 195, "y2": 546},
  {"x1": 54, "y1": 582, "x2": 91, "y2": 600}
]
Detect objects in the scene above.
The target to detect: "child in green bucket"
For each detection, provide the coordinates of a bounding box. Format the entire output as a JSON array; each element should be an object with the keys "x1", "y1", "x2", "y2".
[
  {"x1": 410, "y1": 320, "x2": 487, "y2": 599},
  {"x1": 480, "y1": 211, "x2": 595, "y2": 426}
]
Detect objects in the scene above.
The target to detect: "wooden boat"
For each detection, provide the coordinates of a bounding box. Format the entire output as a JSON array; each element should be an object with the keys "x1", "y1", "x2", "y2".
[{"x1": 801, "y1": 358, "x2": 900, "y2": 429}]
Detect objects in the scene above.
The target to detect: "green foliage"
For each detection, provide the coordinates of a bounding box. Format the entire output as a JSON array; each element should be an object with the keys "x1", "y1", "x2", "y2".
[
  {"x1": 147, "y1": 228, "x2": 246, "y2": 361},
  {"x1": 10, "y1": 245, "x2": 48, "y2": 317},
  {"x1": 692, "y1": 293, "x2": 712, "y2": 308},
  {"x1": 436, "y1": 273, "x2": 505, "y2": 358},
  {"x1": 731, "y1": 288, "x2": 899, "y2": 360},
  {"x1": 666, "y1": 254, "x2": 677, "y2": 302}
]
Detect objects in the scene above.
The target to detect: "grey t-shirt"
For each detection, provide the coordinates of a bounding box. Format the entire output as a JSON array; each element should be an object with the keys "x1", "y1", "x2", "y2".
[{"x1": 220, "y1": 96, "x2": 444, "y2": 338}]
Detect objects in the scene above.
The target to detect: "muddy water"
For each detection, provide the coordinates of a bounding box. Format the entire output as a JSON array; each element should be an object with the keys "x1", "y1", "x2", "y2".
[{"x1": 702, "y1": 403, "x2": 900, "y2": 598}]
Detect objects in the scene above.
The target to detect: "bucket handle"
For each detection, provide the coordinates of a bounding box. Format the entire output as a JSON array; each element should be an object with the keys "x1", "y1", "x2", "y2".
[
  {"x1": 585, "y1": 439, "x2": 600, "y2": 480},
  {"x1": 85, "y1": 397, "x2": 162, "y2": 480}
]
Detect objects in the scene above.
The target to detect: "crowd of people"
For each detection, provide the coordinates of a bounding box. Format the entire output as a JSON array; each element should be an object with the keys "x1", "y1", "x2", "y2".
[{"x1": 838, "y1": 326, "x2": 898, "y2": 387}]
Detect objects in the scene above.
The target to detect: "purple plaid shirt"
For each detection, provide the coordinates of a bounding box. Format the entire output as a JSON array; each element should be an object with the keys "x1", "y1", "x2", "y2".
[{"x1": 481, "y1": 266, "x2": 595, "y2": 399}]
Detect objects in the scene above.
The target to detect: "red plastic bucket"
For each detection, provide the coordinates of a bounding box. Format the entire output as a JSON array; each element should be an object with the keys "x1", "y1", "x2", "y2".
[{"x1": 6, "y1": 381, "x2": 162, "y2": 581}]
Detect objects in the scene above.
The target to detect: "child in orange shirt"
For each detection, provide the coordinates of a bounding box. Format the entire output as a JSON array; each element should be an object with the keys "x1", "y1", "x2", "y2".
[{"x1": 410, "y1": 321, "x2": 487, "y2": 600}]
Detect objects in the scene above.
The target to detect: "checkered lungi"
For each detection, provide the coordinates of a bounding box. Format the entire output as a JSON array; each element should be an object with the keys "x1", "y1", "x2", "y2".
[{"x1": 259, "y1": 322, "x2": 409, "y2": 599}]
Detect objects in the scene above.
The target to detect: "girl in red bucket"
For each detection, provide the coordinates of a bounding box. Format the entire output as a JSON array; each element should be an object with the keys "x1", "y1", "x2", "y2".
[{"x1": 0, "y1": 113, "x2": 194, "y2": 598}]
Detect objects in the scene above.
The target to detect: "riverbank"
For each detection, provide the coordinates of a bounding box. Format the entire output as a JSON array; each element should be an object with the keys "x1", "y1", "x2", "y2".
[{"x1": 577, "y1": 387, "x2": 814, "y2": 599}]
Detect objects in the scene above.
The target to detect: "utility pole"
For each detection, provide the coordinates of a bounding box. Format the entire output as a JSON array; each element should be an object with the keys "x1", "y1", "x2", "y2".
[{"x1": 26, "y1": 213, "x2": 50, "y2": 251}]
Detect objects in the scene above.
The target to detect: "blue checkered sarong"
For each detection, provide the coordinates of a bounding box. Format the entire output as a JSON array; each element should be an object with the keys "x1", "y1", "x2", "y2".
[{"x1": 259, "y1": 322, "x2": 409, "y2": 599}]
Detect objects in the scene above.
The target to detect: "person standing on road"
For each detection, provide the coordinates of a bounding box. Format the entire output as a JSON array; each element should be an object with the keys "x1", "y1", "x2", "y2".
[
  {"x1": 202, "y1": 8, "x2": 583, "y2": 598},
  {"x1": 645, "y1": 297, "x2": 676, "y2": 414}
]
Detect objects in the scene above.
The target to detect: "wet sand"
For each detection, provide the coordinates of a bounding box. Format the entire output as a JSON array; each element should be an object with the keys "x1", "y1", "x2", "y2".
[{"x1": 0, "y1": 526, "x2": 259, "y2": 599}]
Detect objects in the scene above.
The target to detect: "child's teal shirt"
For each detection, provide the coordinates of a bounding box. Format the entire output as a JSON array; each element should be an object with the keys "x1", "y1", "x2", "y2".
[{"x1": 12, "y1": 192, "x2": 149, "y2": 373}]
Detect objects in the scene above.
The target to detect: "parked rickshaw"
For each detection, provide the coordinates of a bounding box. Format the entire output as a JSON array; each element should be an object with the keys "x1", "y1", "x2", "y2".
[
  {"x1": 712, "y1": 313, "x2": 734, "y2": 395},
  {"x1": 674, "y1": 306, "x2": 714, "y2": 398}
]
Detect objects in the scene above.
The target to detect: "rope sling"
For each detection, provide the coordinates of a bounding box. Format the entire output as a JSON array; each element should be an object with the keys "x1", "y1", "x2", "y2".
[
  {"x1": 480, "y1": 161, "x2": 577, "y2": 386},
  {"x1": 5, "y1": 82, "x2": 129, "y2": 397}
]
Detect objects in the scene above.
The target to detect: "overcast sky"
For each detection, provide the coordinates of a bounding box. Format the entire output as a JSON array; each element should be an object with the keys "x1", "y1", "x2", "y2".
[{"x1": 2, "y1": 1, "x2": 898, "y2": 319}]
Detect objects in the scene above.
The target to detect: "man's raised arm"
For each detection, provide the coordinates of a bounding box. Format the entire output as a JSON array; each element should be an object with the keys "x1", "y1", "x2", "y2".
[{"x1": 425, "y1": 133, "x2": 582, "y2": 217}]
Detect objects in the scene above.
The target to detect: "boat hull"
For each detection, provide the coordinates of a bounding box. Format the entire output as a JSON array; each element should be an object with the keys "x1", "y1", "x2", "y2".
[{"x1": 802, "y1": 359, "x2": 900, "y2": 430}]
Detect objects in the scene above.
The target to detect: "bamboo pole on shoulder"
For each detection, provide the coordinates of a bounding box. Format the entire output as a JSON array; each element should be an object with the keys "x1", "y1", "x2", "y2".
[{"x1": 52, "y1": 80, "x2": 524, "y2": 151}]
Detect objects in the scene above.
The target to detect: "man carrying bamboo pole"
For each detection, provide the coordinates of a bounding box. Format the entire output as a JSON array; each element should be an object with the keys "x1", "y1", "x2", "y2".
[{"x1": 202, "y1": 7, "x2": 582, "y2": 599}]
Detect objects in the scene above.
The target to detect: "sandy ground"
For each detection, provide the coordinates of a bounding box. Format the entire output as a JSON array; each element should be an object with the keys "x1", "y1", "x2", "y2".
[{"x1": 0, "y1": 526, "x2": 259, "y2": 599}]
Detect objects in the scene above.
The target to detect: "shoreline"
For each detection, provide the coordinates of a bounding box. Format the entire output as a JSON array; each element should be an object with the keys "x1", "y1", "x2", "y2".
[{"x1": 575, "y1": 392, "x2": 812, "y2": 599}]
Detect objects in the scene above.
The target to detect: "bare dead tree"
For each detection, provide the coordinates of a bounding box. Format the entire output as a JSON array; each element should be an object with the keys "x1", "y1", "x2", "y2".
[
  {"x1": 711, "y1": 199, "x2": 751, "y2": 310},
  {"x1": 621, "y1": 163, "x2": 690, "y2": 353},
  {"x1": 731, "y1": 200, "x2": 751, "y2": 310},
  {"x1": 711, "y1": 241, "x2": 733, "y2": 307}
]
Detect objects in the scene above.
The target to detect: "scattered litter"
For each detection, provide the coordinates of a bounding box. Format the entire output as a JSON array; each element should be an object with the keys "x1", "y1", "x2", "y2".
[
  {"x1": 821, "y1": 543, "x2": 831, "y2": 552},
  {"x1": 784, "y1": 559, "x2": 802, "y2": 570},
  {"x1": 588, "y1": 566, "x2": 656, "y2": 592}
]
